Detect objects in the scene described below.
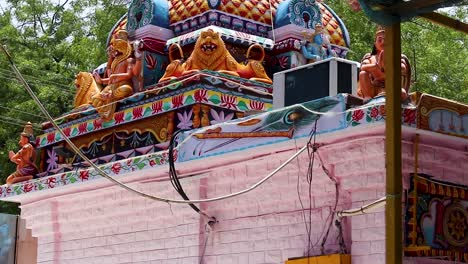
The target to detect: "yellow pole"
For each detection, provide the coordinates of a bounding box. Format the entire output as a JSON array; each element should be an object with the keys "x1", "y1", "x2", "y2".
[{"x1": 384, "y1": 24, "x2": 402, "y2": 264}]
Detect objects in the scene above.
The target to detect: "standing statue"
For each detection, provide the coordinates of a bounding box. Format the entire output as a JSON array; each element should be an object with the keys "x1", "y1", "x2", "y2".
[
  {"x1": 358, "y1": 26, "x2": 411, "y2": 100},
  {"x1": 6, "y1": 122, "x2": 38, "y2": 185},
  {"x1": 91, "y1": 30, "x2": 143, "y2": 120},
  {"x1": 300, "y1": 24, "x2": 336, "y2": 63}
]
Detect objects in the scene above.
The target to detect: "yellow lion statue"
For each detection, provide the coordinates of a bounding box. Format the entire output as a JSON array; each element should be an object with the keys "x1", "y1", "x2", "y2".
[
  {"x1": 159, "y1": 29, "x2": 272, "y2": 84},
  {"x1": 73, "y1": 72, "x2": 101, "y2": 108}
]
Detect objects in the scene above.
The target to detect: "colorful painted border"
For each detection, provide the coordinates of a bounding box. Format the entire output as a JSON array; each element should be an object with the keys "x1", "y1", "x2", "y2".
[{"x1": 37, "y1": 88, "x2": 273, "y2": 148}]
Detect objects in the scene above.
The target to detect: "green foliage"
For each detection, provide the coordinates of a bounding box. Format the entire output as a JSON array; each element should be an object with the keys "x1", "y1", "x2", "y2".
[
  {"x1": 0, "y1": 0, "x2": 127, "y2": 212},
  {"x1": 327, "y1": 1, "x2": 467, "y2": 103}
]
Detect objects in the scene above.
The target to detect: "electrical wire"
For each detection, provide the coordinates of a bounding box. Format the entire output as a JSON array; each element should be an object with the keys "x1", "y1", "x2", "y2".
[
  {"x1": 0, "y1": 116, "x2": 41, "y2": 128},
  {"x1": 168, "y1": 129, "x2": 213, "y2": 219},
  {"x1": 3, "y1": 42, "x2": 316, "y2": 207},
  {"x1": 0, "y1": 68, "x2": 75, "y2": 91},
  {"x1": 0, "y1": 104, "x2": 46, "y2": 118}
]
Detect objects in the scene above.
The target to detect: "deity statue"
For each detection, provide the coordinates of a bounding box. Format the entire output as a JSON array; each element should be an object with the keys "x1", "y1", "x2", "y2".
[
  {"x1": 6, "y1": 122, "x2": 38, "y2": 185},
  {"x1": 357, "y1": 26, "x2": 411, "y2": 100},
  {"x1": 159, "y1": 29, "x2": 272, "y2": 84},
  {"x1": 91, "y1": 30, "x2": 143, "y2": 120},
  {"x1": 300, "y1": 24, "x2": 336, "y2": 63}
]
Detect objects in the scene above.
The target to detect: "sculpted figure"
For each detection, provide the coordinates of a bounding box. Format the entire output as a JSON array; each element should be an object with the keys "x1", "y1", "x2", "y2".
[
  {"x1": 358, "y1": 26, "x2": 411, "y2": 100},
  {"x1": 159, "y1": 29, "x2": 272, "y2": 84},
  {"x1": 237, "y1": 44, "x2": 272, "y2": 84},
  {"x1": 91, "y1": 32, "x2": 143, "y2": 120},
  {"x1": 301, "y1": 24, "x2": 336, "y2": 63},
  {"x1": 6, "y1": 123, "x2": 38, "y2": 185},
  {"x1": 73, "y1": 72, "x2": 101, "y2": 108}
]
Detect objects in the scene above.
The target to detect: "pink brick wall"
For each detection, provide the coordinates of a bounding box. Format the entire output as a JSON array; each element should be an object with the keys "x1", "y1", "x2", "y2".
[{"x1": 18, "y1": 132, "x2": 468, "y2": 264}]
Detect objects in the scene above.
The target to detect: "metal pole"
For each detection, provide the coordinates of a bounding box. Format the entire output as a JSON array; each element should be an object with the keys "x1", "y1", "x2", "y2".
[{"x1": 384, "y1": 25, "x2": 402, "y2": 264}]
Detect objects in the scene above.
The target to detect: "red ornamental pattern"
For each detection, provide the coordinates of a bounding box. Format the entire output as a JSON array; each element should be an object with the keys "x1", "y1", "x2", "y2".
[
  {"x1": 352, "y1": 109, "x2": 364, "y2": 121},
  {"x1": 194, "y1": 89, "x2": 208, "y2": 103},
  {"x1": 78, "y1": 123, "x2": 88, "y2": 134},
  {"x1": 63, "y1": 127, "x2": 72, "y2": 137},
  {"x1": 79, "y1": 171, "x2": 89, "y2": 181},
  {"x1": 250, "y1": 101, "x2": 265, "y2": 111},
  {"x1": 403, "y1": 109, "x2": 416, "y2": 125},
  {"x1": 172, "y1": 94, "x2": 184, "y2": 108},
  {"x1": 114, "y1": 112, "x2": 125, "y2": 124},
  {"x1": 111, "y1": 163, "x2": 122, "y2": 174},
  {"x1": 152, "y1": 101, "x2": 163, "y2": 114},
  {"x1": 23, "y1": 183, "x2": 34, "y2": 193},
  {"x1": 93, "y1": 119, "x2": 103, "y2": 130},
  {"x1": 133, "y1": 106, "x2": 143, "y2": 119},
  {"x1": 370, "y1": 107, "x2": 379, "y2": 119},
  {"x1": 221, "y1": 94, "x2": 237, "y2": 109}
]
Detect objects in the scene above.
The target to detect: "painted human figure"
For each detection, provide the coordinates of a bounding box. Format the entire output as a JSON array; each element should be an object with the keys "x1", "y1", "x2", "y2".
[
  {"x1": 6, "y1": 123, "x2": 38, "y2": 185},
  {"x1": 92, "y1": 31, "x2": 143, "y2": 120},
  {"x1": 358, "y1": 26, "x2": 411, "y2": 100},
  {"x1": 301, "y1": 24, "x2": 336, "y2": 63}
]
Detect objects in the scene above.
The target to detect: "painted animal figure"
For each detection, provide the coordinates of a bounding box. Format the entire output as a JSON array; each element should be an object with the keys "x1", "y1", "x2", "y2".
[
  {"x1": 73, "y1": 72, "x2": 101, "y2": 108},
  {"x1": 159, "y1": 29, "x2": 272, "y2": 84}
]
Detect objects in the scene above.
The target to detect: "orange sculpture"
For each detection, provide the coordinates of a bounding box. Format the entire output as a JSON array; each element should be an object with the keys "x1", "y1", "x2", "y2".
[
  {"x1": 159, "y1": 29, "x2": 272, "y2": 84},
  {"x1": 73, "y1": 72, "x2": 101, "y2": 108},
  {"x1": 358, "y1": 26, "x2": 411, "y2": 100},
  {"x1": 91, "y1": 31, "x2": 143, "y2": 120},
  {"x1": 6, "y1": 122, "x2": 38, "y2": 185}
]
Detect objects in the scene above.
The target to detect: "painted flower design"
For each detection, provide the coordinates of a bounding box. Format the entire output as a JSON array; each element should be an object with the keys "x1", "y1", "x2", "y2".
[
  {"x1": 369, "y1": 107, "x2": 379, "y2": 119},
  {"x1": 46, "y1": 177, "x2": 56, "y2": 188},
  {"x1": 172, "y1": 94, "x2": 184, "y2": 108},
  {"x1": 93, "y1": 119, "x2": 103, "y2": 130},
  {"x1": 114, "y1": 112, "x2": 125, "y2": 124},
  {"x1": 152, "y1": 101, "x2": 163, "y2": 114},
  {"x1": 352, "y1": 109, "x2": 365, "y2": 122},
  {"x1": 249, "y1": 101, "x2": 265, "y2": 111},
  {"x1": 221, "y1": 94, "x2": 237, "y2": 110},
  {"x1": 63, "y1": 127, "x2": 72, "y2": 137},
  {"x1": 133, "y1": 106, "x2": 143, "y2": 119},
  {"x1": 379, "y1": 105, "x2": 385, "y2": 116},
  {"x1": 177, "y1": 109, "x2": 193, "y2": 129},
  {"x1": 78, "y1": 123, "x2": 88, "y2": 134},
  {"x1": 46, "y1": 149, "x2": 58, "y2": 171},
  {"x1": 79, "y1": 171, "x2": 89, "y2": 181},
  {"x1": 210, "y1": 109, "x2": 234, "y2": 125},
  {"x1": 403, "y1": 109, "x2": 416, "y2": 125},
  {"x1": 111, "y1": 163, "x2": 122, "y2": 174},
  {"x1": 195, "y1": 89, "x2": 208, "y2": 103},
  {"x1": 149, "y1": 160, "x2": 156, "y2": 167},
  {"x1": 278, "y1": 56, "x2": 288, "y2": 69},
  {"x1": 47, "y1": 133, "x2": 55, "y2": 144},
  {"x1": 23, "y1": 183, "x2": 34, "y2": 193}
]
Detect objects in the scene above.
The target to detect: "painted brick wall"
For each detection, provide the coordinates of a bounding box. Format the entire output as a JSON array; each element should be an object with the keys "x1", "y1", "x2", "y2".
[{"x1": 18, "y1": 134, "x2": 467, "y2": 264}]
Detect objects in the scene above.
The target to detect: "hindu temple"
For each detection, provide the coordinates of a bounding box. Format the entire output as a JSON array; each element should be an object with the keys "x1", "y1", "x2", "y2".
[{"x1": 1, "y1": 0, "x2": 467, "y2": 264}]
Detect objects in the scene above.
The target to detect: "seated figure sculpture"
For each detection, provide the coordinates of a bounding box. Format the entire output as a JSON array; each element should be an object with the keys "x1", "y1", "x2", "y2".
[
  {"x1": 358, "y1": 26, "x2": 411, "y2": 100},
  {"x1": 91, "y1": 31, "x2": 143, "y2": 120},
  {"x1": 159, "y1": 29, "x2": 272, "y2": 84},
  {"x1": 301, "y1": 24, "x2": 336, "y2": 63},
  {"x1": 6, "y1": 122, "x2": 38, "y2": 185}
]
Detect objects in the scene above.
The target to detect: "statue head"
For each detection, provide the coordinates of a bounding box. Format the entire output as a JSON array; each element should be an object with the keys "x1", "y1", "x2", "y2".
[
  {"x1": 20, "y1": 122, "x2": 34, "y2": 146},
  {"x1": 372, "y1": 25, "x2": 385, "y2": 55}
]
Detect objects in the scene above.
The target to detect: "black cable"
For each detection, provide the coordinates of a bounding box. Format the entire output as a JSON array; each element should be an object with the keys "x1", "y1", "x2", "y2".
[{"x1": 168, "y1": 129, "x2": 202, "y2": 214}]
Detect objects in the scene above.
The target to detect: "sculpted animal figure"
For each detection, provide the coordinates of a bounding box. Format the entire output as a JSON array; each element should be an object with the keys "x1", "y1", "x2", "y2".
[
  {"x1": 73, "y1": 72, "x2": 101, "y2": 108},
  {"x1": 159, "y1": 29, "x2": 272, "y2": 84}
]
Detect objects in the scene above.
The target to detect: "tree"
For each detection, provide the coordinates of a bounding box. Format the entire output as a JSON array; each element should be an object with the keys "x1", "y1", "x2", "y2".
[{"x1": 0, "y1": 0, "x2": 128, "y2": 213}]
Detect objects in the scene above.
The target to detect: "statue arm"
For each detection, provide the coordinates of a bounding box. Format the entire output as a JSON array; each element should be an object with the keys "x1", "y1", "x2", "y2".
[
  {"x1": 301, "y1": 44, "x2": 320, "y2": 61},
  {"x1": 108, "y1": 60, "x2": 134, "y2": 84}
]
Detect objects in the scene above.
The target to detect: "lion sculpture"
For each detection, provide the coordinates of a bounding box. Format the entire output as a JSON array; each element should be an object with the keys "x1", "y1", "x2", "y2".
[
  {"x1": 73, "y1": 72, "x2": 101, "y2": 109},
  {"x1": 159, "y1": 29, "x2": 272, "y2": 84}
]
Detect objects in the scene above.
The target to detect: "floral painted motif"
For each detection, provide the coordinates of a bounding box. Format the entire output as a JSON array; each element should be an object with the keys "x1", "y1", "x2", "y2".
[
  {"x1": 403, "y1": 108, "x2": 416, "y2": 125},
  {"x1": 177, "y1": 110, "x2": 193, "y2": 129},
  {"x1": 114, "y1": 112, "x2": 125, "y2": 124},
  {"x1": 46, "y1": 149, "x2": 58, "y2": 171},
  {"x1": 210, "y1": 109, "x2": 234, "y2": 125},
  {"x1": 221, "y1": 94, "x2": 237, "y2": 109},
  {"x1": 172, "y1": 94, "x2": 184, "y2": 108},
  {"x1": 0, "y1": 151, "x2": 172, "y2": 198},
  {"x1": 152, "y1": 101, "x2": 163, "y2": 114},
  {"x1": 37, "y1": 88, "x2": 273, "y2": 148},
  {"x1": 194, "y1": 89, "x2": 208, "y2": 103}
]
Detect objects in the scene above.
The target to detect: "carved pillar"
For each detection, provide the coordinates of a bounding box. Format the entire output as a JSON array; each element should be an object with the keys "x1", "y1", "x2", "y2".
[
  {"x1": 201, "y1": 105, "x2": 210, "y2": 127},
  {"x1": 193, "y1": 104, "x2": 201, "y2": 128}
]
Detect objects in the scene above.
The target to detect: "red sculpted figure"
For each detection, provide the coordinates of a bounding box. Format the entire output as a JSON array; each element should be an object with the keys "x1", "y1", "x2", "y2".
[
  {"x1": 6, "y1": 122, "x2": 38, "y2": 185},
  {"x1": 358, "y1": 26, "x2": 411, "y2": 100}
]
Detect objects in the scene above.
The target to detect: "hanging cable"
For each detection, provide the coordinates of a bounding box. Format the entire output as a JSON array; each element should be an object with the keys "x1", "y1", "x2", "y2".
[
  {"x1": 168, "y1": 129, "x2": 214, "y2": 219},
  {"x1": 3, "y1": 41, "x2": 316, "y2": 206},
  {"x1": 0, "y1": 104, "x2": 46, "y2": 118}
]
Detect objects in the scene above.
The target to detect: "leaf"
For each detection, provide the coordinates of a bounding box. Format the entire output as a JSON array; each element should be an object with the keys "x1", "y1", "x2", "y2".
[
  {"x1": 237, "y1": 101, "x2": 248, "y2": 111},
  {"x1": 209, "y1": 95, "x2": 221, "y2": 105},
  {"x1": 352, "y1": 121, "x2": 360, "y2": 127},
  {"x1": 366, "y1": 115, "x2": 372, "y2": 122},
  {"x1": 136, "y1": 163, "x2": 146, "y2": 170},
  {"x1": 185, "y1": 95, "x2": 195, "y2": 105},
  {"x1": 346, "y1": 112, "x2": 352, "y2": 122},
  {"x1": 69, "y1": 177, "x2": 77, "y2": 183}
]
